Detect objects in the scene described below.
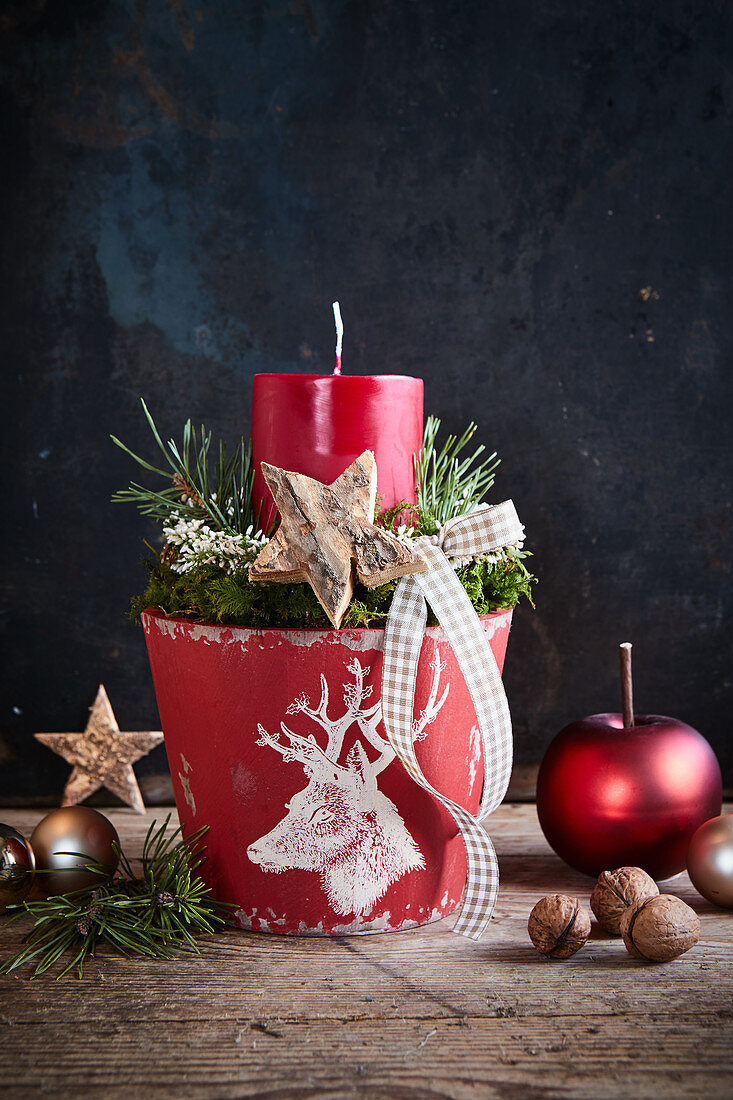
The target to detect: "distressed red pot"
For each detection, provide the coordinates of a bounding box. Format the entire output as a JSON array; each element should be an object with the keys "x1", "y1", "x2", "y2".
[{"x1": 142, "y1": 608, "x2": 512, "y2": 935}]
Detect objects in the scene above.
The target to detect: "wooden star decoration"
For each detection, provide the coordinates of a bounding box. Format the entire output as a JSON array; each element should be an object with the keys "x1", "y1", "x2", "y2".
[
  {"x1": 35, "y1": 685, "x2": 164, "y2": 815},
  {"x1": 249, "y1": 450, "x2": 429, "y2": 628}
]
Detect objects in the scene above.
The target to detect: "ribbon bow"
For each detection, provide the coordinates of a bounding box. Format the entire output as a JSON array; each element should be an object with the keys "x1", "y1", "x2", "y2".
[{"x1": 381, "y1": 500, "x2": 525, "y2": 940}]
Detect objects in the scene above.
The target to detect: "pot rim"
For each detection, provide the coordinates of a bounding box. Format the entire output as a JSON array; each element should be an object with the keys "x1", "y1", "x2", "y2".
[{"x1": 140, "y1": 605, "x2": 513, "y2": 638}]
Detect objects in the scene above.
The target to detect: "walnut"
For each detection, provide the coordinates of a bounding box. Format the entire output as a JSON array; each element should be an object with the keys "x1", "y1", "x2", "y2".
[
  {"x1": 590, "y1": 866, "x2": 659, "y2": 935},
  {"x1": 620, "y1": 894, "x2": 700, "y2": 962},
  {"x1": 528, "y1": 894, "x2": 591, "y2": 959}
]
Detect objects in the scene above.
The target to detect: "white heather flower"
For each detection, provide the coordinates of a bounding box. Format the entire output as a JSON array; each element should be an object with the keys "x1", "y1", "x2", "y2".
[
  {"x1": 163, "y1": 513, "x2": 267, "y2": 575},
  {"x1": 448, "y1": 541, "x2": 525, "y2": 572}
]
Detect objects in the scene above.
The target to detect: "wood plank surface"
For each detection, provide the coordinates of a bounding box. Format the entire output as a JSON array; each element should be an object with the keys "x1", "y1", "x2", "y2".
[{"x1": 1, "y1": 805, "x2": 731, "y2": 1100}]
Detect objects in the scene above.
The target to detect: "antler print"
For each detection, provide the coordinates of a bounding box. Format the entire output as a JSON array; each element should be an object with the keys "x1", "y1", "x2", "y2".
[
  {"x1": 256, "y1": 722, "x2": 351, "y2": 781},
  {"x1": 412, "y1": 657, "x2": 449, "y2": 742},
  {"x1": 286, "y1": 673, "x2": 360, "y2": 761}
]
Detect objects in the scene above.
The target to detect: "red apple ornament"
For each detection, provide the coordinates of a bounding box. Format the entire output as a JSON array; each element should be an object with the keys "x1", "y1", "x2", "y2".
[{"x1": 537, "y1": 643, "x2": 722, "y2": 880}]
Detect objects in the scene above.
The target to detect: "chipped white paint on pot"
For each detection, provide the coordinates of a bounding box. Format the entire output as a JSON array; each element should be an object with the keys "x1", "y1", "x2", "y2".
[{"x1": 142, "y1": 609, "x2": 512, "y2": 935}]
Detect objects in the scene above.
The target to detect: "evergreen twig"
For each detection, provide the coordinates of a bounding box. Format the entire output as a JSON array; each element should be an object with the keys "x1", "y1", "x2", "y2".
[
  {"x1": 414, "y1": 415, "x2": 500, "y2": 526},
  {"x1": 0, "y1": 819, "x2": 231, "y2": 979},
  {"x1": 111, "y1": 399, "x2": 268, "y2": 536}
]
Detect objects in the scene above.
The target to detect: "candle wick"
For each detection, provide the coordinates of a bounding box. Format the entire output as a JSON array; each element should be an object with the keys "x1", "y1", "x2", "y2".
[{"x1": 332, "y1": 301, "x2": 343, "y2": 375}]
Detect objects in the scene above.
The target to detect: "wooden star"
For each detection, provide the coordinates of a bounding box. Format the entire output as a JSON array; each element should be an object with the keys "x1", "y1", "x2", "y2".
[
  {"x1": 249, "y1": 450, "x2": 429, "y2": 628},
  {"x1": 35, "y1": 685, "x2": 164, "y2": 814}
]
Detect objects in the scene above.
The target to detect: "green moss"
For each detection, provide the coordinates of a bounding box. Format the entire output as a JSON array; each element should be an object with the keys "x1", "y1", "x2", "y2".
[
  {"x1": 454, "y1": 553, "x2": 535, "y2": 615},
  {"x1": 379, "y1": 500, "x2": 440, "y2": 536},
  {"x1": 131, "y1": 551, "x2": 535, "y2": 629}
]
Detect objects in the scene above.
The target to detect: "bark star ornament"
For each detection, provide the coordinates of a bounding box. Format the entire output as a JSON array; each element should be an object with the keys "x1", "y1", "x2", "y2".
[
  {"x1": 249, "y1": 450, "x2": 429, "y2": 628},
  {"x1": 34, "y1": 685, "x2": 164, "y2": 814}
]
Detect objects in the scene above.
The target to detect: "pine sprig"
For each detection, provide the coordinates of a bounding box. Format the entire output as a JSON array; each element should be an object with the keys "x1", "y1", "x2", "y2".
[
  {"x1": 0, "y1": 817, "x2": 230, "y2": 979},
  {"x1": 414, "y1": 415, "x2": 500, "y2": 526},
  {"x1": 111, "y1": 400, "x2": 268, "y2": 537}
]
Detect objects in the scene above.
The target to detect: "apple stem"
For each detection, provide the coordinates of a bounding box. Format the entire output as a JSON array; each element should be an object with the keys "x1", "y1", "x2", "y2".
[{"x1": 619, "y1": 642, "x2": 634, "y2": 728}]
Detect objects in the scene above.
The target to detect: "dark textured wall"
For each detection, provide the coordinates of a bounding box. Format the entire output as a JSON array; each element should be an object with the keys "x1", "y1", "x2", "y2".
[{"x1": 1, "y1": 0, "x2": 731, "y2": 803}]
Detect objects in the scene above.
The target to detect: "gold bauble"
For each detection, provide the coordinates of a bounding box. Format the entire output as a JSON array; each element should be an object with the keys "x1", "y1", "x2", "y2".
[
  {"x1": 687, "y1": 814, "x2": 733, "y2": 908},
  {"x1": 30, "y1": 807, "x2": 119, "y2": 895}
]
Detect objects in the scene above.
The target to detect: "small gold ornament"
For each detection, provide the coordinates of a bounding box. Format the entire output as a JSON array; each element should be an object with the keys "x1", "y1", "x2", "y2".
[
  {"x1": 30, "y1": 806, "x2": 119, "y2": 895},
  {"x1": 687, "y1": 814, "x2": 733, "y2": 908},
  {"x1": 34, "y1": 685, "x2": 163, "y2": 814},
  {"x1": 0, "y1": 824, "x2": 35, "y2": 910}
]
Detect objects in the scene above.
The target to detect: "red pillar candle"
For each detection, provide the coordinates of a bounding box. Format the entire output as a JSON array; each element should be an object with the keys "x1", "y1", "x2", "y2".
[{"x1": 252, "y1": 373, "x2": 424, "y2": 529}]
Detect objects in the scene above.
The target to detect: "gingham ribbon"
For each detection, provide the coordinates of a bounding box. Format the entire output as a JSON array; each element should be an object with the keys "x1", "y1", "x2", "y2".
[{"x1": 381, "y1": 500, "x2": 524, "y2": 940}]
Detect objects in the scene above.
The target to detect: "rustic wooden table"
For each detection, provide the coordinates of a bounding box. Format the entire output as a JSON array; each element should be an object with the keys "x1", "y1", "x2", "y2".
[{"x1": 1, "y1": 805, "x2": 731, "y2": 1099}]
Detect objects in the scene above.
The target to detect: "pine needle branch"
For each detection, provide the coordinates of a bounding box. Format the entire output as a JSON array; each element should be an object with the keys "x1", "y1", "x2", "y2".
[
  {"x1": 0, "y1": 821, "x2": 232, "y2": 980},
  {"x1": 414, "y1": 415, "x2": 500, "y2": 526},
  {"x1": 111, "y1": 400, "x2": 269, "y2": 536}
]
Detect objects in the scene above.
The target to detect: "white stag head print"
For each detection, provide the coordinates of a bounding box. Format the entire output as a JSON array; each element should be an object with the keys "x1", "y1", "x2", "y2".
[{"x1": 247, "y1": 656, "x2": 449, "y2": 917}]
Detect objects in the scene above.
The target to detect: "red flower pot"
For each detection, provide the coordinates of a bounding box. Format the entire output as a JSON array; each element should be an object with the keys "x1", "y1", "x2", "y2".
[{"x1": 142, "y1": 608, "x2": 512, "y2": 935}]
